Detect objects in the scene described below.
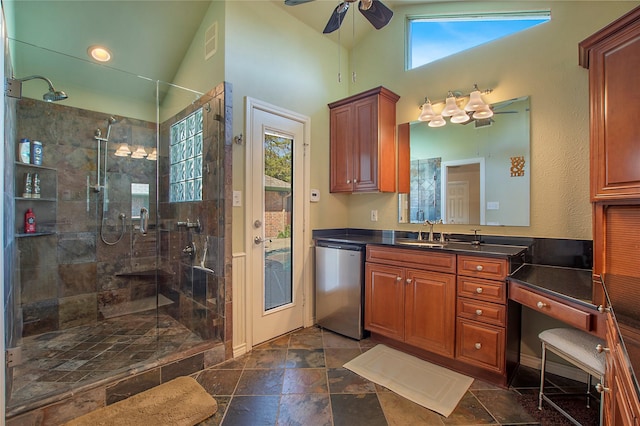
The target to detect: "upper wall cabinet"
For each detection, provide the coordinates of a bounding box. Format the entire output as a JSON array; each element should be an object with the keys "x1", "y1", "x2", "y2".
[
  {"x1": 579, "y1": 7, "x2": 640, "y2": 202},
  {"x1": 328, "y1": 86, "x2": 400, "y2": 193}
]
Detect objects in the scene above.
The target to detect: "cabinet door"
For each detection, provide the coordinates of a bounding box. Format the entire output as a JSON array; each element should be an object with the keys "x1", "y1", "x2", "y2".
[
  {"x1": 584, "y1": 13, "x2": 640, "y2": 200},
  {"x1": 405, "y1": 269, "x2": 456, "y2": 357},
  {"x1": 329, "y1": 103, "x2": 354, "y2": 193},
  {"x1": 365, "y1": 263, "x2": 405, "y2": 340},
  {"x1": 352, "y1": 95, "x2": 378, "y2": 192}
]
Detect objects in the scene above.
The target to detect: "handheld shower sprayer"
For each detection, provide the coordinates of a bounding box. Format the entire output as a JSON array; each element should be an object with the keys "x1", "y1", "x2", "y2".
[{"x1": 92, "y1": 116, "x2": 119, "y2": 193}]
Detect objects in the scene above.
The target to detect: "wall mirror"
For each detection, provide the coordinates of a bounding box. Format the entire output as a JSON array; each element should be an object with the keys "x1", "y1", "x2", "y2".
[{"x1": 398, "y1": 96, "x2": 530, "y2": 226}]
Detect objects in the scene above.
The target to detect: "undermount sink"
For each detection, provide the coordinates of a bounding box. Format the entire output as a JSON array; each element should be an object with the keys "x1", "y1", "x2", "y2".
[{"x1": 395, "y1": 238, "x2": 445, "y2": 248}]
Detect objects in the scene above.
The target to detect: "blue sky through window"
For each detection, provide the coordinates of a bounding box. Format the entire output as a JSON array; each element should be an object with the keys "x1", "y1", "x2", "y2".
[{"x1": 409, "y1": 13, "x2": 550, "y2": 69}]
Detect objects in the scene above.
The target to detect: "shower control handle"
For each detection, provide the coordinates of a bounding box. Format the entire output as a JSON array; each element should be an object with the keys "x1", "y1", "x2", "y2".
[{"x1": 140, "y1": 207, "x2": 149, "y2": 235}]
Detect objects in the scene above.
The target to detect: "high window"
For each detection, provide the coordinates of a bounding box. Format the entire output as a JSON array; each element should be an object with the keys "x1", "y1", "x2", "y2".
[{"x1": 408, "y1": 11, "x2": 551, "y2": 70}]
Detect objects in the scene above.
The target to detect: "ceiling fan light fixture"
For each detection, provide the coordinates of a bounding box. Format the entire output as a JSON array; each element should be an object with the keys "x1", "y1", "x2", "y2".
[
  {"x1": 428, "y1": 115, "x2": 446, "y2": 128},
  {"x1": 88, "y1": 45, "x2": 112, "y2": 62},
  {"x1": 359, "y1": 0, "x2": 373, "y2": 11}
]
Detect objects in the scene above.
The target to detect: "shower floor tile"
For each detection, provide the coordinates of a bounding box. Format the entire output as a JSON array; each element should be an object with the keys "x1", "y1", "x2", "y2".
[{"x1": 7, "y1": 312, "x2": 208, "y2": 412}]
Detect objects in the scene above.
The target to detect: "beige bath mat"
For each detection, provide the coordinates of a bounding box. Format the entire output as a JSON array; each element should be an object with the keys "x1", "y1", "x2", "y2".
[
  {"x1": 63, "y1": 376, "x2": 217, "y2": 426},
  {"x1": 344, "y1": 344, "x2": 473, "y2": 417}
]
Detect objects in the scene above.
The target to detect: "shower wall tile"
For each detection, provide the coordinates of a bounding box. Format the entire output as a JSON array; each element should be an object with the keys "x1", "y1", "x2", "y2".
[
  {"x1": 57, "y1": 232, "x2": 96, "y2": 264},
  {"x1": 58, "y1": 262, "x2": 97, "y2": 297},
  {"x1": 22, "y1": 299, "x2": 59, "y2": 336},
  {"x1": 59, "y1": 293, "x2": 98, "y2": 329}
]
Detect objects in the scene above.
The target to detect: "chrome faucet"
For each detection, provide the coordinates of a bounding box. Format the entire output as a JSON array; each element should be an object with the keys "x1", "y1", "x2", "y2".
[{"x1": 423, "y1": 219, "x2": 442, "y2": 242}]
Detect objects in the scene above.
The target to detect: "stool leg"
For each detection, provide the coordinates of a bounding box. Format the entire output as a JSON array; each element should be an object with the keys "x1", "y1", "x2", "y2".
[
  {"x1": 539, "y1": 342, "x2": 547, "y2": 410},
  {"x1": 586, "y1": 373, "x2": 591, "y2": 408}
]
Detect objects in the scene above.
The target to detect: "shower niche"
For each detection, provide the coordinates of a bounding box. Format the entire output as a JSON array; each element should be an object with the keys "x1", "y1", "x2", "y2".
[{"x1": 13, "y1": 162, "x2": 57, "y2": 236}]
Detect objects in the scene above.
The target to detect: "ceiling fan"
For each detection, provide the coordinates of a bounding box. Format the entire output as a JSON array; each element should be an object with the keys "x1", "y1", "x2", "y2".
[{"x1": 285, "y1": 0, "x2": 394, "y2": 34}]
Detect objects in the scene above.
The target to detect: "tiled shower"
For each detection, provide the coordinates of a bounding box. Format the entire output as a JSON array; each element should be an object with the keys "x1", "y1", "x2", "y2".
[{"x1": 3, "y1": 75, "x2": 233, "y2": 420}]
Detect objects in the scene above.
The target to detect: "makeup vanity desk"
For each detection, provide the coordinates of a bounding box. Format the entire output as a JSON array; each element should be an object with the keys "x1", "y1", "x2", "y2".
[{"x1": 508, "y1": 265, "x2": 640, "y2": 425}]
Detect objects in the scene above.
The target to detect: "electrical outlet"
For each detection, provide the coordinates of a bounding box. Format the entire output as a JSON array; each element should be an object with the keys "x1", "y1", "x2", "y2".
[{"x1": 370, "y1": 209, "x2": 378, "y2": 222}]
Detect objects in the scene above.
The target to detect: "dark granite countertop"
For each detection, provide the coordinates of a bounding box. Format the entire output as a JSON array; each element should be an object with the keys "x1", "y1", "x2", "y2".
[
  {"x1": 313, "y1": 229, "x2": 528, "y2": 258},
  {"x1": 508, "y1": 264, "x2": 595, "y2": 307}
]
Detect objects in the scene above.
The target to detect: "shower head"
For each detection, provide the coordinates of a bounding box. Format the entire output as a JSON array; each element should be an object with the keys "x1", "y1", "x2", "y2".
[
  {"x1": 6, "y1": 75, "x2": 68, "y2": 102},
  {"x1": 108, "y1": 116, "x2": 117, "y2": 125}
]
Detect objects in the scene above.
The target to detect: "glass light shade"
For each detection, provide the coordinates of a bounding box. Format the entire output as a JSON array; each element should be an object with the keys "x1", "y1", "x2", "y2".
[
  {"x1": 472, "y1": 105, "x2": 494, "y2": 119},
  {"x1": 418, "y1": 102, "x2": 436, "y2": 121},
  {"x1": 451, "y1": 110, "x2": 471, "y2": 124},
  {"x1": 131, "y1": 146, "x2": 148, "y2": 159},
  {"x1": 146, "y1": 148, "x2": 157, "y2": 161},
  {"x1": 428, "y1": 115, "x2": 446, "y2": 128},
  {"x1": 114, "y1": 143, "x2": 131, "y2": 157},
  {"x1": 464, "y1": 90, "x2": 486, "y2": 111},
  {"x1": 441, "y1": 95, "x2": 460, "y2": 117}
]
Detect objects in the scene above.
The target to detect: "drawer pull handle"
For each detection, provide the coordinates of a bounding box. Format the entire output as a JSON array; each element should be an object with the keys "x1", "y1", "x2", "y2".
[
  {"x1": 406, "y1": 278, "x2": 412, "y2": 284},
  {"x1": 596, "y1": 344, "x2": 610, "y2": 353},
  {"x1": 475, "y1": 309, "x2": 483, "y2": 316},
  {"x1": 346, "y1": 179, "x2": 351, "y2": 184},
  {"x1": 536, "y1": 301, "x2": 547, "y2": 309},
  {"x1": 597, "y1": 305, "x2": 611, "y2": 314},
  {"x1": 476, "y1": 265, "x2": 483, "y2": 271},
  {"x1": 595, "y1": 383, "x2": 610, "y2": 393},
  {"x1": 475, "y1": 287, "x2": 483, "y2": 294},
  {"x1": 474, "y1": 343, "x2": 482, "y2": 350},
  {"x1": 396, "y1": 276, "x2": 402, "y2": 282}
]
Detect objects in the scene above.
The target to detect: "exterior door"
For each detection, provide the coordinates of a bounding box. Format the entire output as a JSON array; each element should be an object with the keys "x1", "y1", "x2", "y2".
[{"x1": 249, "y1": 104, "x2": 306, "y2": 346}]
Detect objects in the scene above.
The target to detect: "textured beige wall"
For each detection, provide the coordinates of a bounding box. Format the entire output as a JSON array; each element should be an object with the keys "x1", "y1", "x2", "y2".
[{"x1": 345, "y1": 1, "x2": 637, "y2": 240}]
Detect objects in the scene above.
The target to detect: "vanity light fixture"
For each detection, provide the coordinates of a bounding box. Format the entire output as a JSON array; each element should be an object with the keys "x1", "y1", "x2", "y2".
[
  {"x1": 114, "y1": 143, "x2": 132, "y2": 157},
  {"x1": 131, "y1": 146, "x2": 148, "y2": 159},
  {"x1": 417, "y1": 84, "x2": 493, "y2": 127},
  {"x1": 88, "y1": 45, "x2": 112, "y2": 63},
  {"x1": 146, "y1": 148, "x2": 157, "y2": 161}
]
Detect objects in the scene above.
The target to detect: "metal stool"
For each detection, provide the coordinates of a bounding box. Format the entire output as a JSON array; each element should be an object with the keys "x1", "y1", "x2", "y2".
[{"x1": 538, "y1": 328, "x2": 606, "y2": 426}]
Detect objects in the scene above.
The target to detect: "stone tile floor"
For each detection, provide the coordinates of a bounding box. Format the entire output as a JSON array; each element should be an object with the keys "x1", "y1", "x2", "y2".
[
  {"x1": 195, "y1": 326, "x2": 600, "y2": 426},
  {"x1": 7, "y1": 312, "x2": 207, "y2": 413}
]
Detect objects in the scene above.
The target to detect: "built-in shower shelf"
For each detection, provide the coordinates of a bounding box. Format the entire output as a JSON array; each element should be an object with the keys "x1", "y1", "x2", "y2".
[
  {"x1": 99, "y1": 294, "x2": 174, "y2": 319},
  {"x1": 16, "y1": 232, "x2": 56, "y2": 238},
  {"x1": 116, "y1": 270, "x2": 174, "y2": 278}
]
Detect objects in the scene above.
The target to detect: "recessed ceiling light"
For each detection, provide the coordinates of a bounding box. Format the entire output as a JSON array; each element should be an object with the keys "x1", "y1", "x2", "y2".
[{"x1": 88, "y1": 45, "x2": 112, "y2": 62}]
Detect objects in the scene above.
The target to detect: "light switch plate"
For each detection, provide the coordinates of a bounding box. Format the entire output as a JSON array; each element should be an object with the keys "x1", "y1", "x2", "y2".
[{"x1": 233, "y1": 190, "x2": 242, "y2": 207}]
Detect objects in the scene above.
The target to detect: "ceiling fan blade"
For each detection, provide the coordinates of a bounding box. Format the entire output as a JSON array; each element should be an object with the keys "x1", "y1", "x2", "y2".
[
  {"x1": 284, "y1": 0, "x2": 316, "y2": 5},
  {"x1": 358, "y1": 0, "x2": 393, "y2": 30},
  {"x1": 323, "y1": 2, "x2": 349, "y2": 34}
]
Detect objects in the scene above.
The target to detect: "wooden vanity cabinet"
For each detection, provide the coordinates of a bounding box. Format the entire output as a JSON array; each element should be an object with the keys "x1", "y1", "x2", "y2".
[
  {"x1": 602, "y1": 311, "x2": 640, "y2": 426},
  {"x1": 455, "y1": 255, "x2": 509, "y2": 374},
  {"x1": 365, "y1": 245, "x2": 456, "y2": 358},
  {"x1": 328, "y1": 86, "x2": 400, "y2": 193}
]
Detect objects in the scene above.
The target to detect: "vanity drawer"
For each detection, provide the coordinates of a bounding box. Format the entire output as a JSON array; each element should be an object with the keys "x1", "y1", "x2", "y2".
[
  {"x1": 367, "y1": 245, "x2": 456, "y2": 274},
  {"x1": 456, "y1": 318, "x2": 505, "y2": 373},
  {"x1": 509, "y1": 282, "x2": 593, "y2": 331},
  {"x1": 457, "y1": 255, "x2": 507, "y2": 280},
  {"x1": 458, "y1": 276, "x2": 506, "y2": 304},
  {"x1": 457, "y1": 298, "x2": 506, "y2": 327}
]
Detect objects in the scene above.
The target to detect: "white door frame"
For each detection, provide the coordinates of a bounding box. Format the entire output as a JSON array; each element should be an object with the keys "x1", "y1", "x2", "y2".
[
  {"x1": 441, "y1": 157, "x2": 485, "y2": 225},
  {"x1": 244, "y1": 97, "x2": 312, "y2": 351}
]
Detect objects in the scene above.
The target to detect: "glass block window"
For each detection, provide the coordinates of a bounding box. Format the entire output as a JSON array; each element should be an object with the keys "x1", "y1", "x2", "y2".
[{"x1": 170, "y1": 108, "x2": 203, "y2": 202}]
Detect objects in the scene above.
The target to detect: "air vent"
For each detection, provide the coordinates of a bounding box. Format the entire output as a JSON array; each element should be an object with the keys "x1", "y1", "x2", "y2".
[{"x1": 205, "y1": 22, "x2": 217, "y2": 60}]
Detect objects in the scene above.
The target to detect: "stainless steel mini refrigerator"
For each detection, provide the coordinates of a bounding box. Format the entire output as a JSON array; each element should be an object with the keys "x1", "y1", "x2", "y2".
[{"x1": 315, "y1": 241, "x2": 365, "y2": 340}]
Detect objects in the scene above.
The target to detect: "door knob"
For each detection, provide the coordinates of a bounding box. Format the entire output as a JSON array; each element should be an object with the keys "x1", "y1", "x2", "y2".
[{"x1": 254, "y1": 236, "x2": 265, "y2": 245}]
